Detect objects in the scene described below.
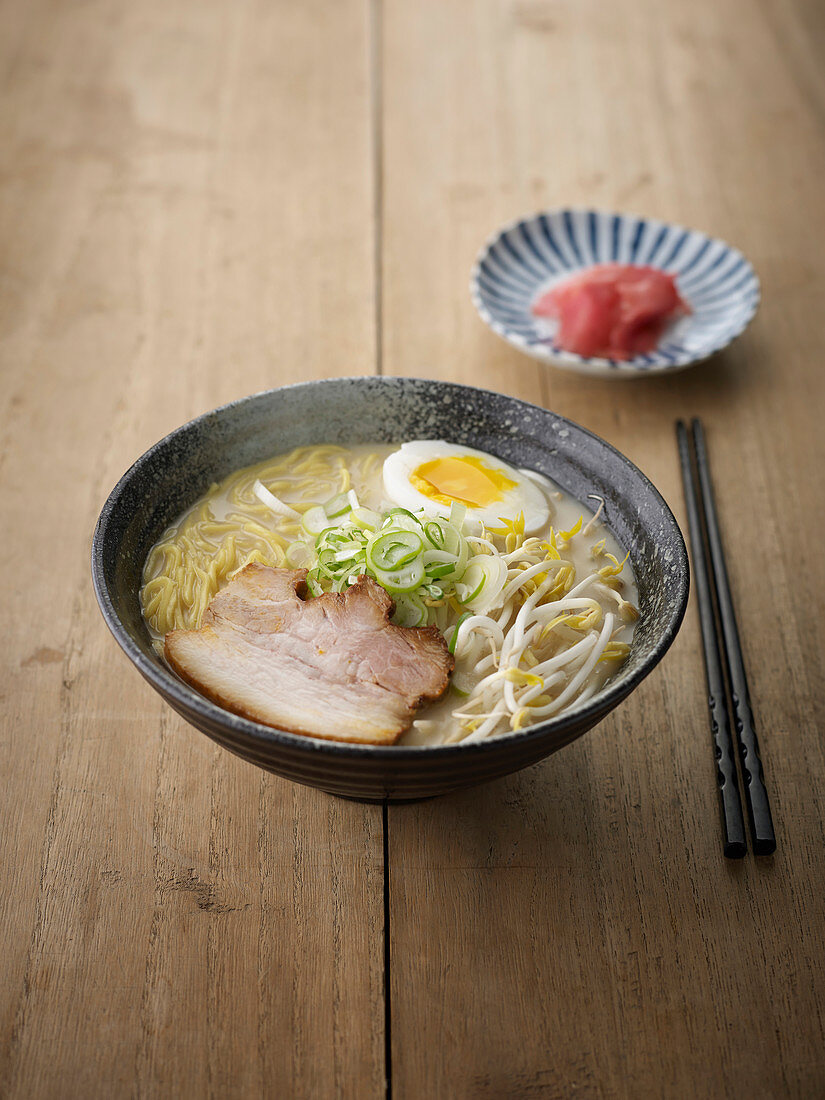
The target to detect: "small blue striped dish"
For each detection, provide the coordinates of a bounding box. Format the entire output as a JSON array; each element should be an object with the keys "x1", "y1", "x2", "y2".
[{"x1": 471, "y1": 209, "x2": 760, "y2": 377}]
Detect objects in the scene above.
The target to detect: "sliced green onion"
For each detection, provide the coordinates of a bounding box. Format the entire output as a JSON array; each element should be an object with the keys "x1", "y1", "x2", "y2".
[
  {"x1": 371, "y1": 558, "x2": 425, "y2": 594},
  {"x1": 332, "y1": 544, "x2": 365, "y2": 562},
  {"x1": 302, "y1": 505, "x2": 333, "y2": 536},
  {"x1": 448, "y1": 611, "x2": 474, "y2": 654},
  {"x1": 449, "y1": 501, "x2": 467, "y2": 530},
  {"x1": 367, "y1": 530, "x2": 423, "y2": 573},
  {"x1": 422, "y1": 543, "x2": 468, "y2": 580},
  {"x1": 456, "y1": 555, "x2": 508, "y2": 611},
  {"x1": 316, "y1": 549, "x2": 345, "y2": 579},
  {"x1": 455, "y1": 565, "x2": 486, "y2": 605},
  {"x1": 285, "y1": 541, "x2": 312, "y2": 568},
  {"x1": 350, "y1": 507, "x2": 381, "y2": 532},
  {"x1": 305, "y1": 570, "x2": 324, "y2": 596},
  {"x1": 424, "y1": 559, "x2": 454, "y2": 580},
  {"x1": 383, "y1": 508, "x2": 425, "y2": 534},
  {"x1": 253, "y1": 479, "x2": 301, "y2": 520},
  {"x1": 423, "y1": 520, "x2": 446, "y2": 549},
  {"x1": 423, "y1": 518, "x2": 462, "y2": 557},
  {"x1": 393, "y1": 592, "x2": 428, "y2": 628},
  {"x1": 324, "y1": 492, "x2": 352, "y2": 518},
  {"x1": 320, "y1": 530, "x2": 348, "y2": 545}
]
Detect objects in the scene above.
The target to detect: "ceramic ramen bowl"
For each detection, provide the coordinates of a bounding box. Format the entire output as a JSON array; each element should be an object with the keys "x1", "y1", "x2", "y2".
[{"x1": 91, "y1": 377, "x2": 689, "y2": 801}]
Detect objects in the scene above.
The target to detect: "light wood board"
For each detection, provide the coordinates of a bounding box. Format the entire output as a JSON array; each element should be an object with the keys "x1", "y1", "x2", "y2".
[{"x1": 1, "y1": 0, "x2": 824, "y2": 1096}]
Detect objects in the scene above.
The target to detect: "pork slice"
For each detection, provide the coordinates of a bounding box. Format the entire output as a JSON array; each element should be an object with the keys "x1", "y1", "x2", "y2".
[{"x1": 164, "y1": 564, "x2": 454, "y2": 745}]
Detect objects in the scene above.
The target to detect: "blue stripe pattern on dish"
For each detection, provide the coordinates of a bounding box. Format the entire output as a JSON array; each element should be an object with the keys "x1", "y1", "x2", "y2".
[{"x1": 470, "y1": 209, "x2": 760, "y2": 377}]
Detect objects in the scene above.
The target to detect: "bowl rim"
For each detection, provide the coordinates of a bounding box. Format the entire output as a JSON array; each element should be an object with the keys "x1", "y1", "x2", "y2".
[
  {"x1": 469, "y1": 205, "x2": 761, "y2": 376},
  {"x1": 91, "y1": 375, "x2": 689, "y2": 760}
]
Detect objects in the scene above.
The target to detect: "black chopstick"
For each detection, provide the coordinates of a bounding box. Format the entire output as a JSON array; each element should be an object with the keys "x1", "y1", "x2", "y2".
[
  {"x1": 676, "y1": 421, "x2": 747, "y2": 858},
  {"x1": 690, "y1": 419, "x2": 776, "y2": 855}
]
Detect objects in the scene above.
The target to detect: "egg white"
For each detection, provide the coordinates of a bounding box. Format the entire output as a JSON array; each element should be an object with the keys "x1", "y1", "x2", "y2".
[{"x1": 382, "y1": 441, "x2": 551, "y2": 533}]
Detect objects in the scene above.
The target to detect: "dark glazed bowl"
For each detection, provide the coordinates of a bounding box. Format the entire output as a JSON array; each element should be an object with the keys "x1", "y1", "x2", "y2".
[{"x1": 92, "y1": 377, "x2": 688, "y2": 801}]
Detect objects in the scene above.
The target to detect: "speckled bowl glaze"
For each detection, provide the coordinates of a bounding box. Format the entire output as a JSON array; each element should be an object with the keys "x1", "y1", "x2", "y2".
[{"x1": 92, "y1": 377, "x2": 688, "y2": 801}]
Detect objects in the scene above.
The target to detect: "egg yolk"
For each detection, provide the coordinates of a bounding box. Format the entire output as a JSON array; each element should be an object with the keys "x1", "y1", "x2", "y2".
[{"x1": 410, "y1": 455, "x2": 517, "y2": 508}]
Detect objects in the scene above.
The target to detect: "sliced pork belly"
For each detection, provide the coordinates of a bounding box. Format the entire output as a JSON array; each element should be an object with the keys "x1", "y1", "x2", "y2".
[{"x1": 164, "y1": 564, "x2": 453, "y2": 745}]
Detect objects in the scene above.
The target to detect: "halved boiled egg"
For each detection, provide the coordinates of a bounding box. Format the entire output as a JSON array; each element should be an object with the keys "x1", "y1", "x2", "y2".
[{"x1": 382, "y1": 441, "x2": 551, "y2": 533}]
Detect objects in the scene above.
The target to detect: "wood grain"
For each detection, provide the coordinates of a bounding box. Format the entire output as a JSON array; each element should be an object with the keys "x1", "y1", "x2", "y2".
[
  {"x1": 2, "y1": 0, "x2": 825, "y2": 1096},
  {"x1": 0, "y1": 0, "x2": 384, "y2": 1096},
  {"x1": 381, "y1": 0, "x2": 825, "y2": 1096}
]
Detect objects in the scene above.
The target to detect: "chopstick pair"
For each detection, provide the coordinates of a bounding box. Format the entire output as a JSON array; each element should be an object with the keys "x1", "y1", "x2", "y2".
[{"x1": 676, "y1": 419, "x2": 776, "y2": 858}]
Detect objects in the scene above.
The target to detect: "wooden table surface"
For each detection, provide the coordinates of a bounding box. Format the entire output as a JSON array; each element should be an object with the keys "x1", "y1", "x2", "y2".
[{"x1": 2, "y1": 0, "x2": 824, "y2": 1096}]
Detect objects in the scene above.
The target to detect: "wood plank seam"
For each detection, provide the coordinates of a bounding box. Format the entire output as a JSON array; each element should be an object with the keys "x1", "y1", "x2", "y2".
[{"x1": 371, "y1": 0, "x2": 385, "y2": 378}]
